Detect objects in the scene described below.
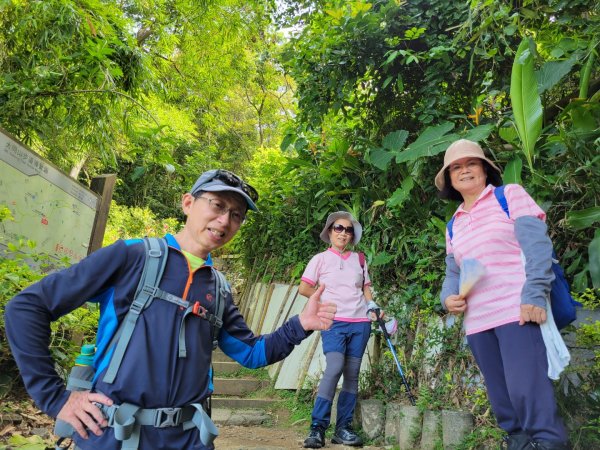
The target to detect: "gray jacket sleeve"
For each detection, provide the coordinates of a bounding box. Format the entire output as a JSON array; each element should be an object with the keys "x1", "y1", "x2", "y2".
[
  {"x1": 440, "y1": 253, "x2": 460, "y2": 311},
  {"x1": 514, "y1": 216, "x2": 555, "y2": 308}
]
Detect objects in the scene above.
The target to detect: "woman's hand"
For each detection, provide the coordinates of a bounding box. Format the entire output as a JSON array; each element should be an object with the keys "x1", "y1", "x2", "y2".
[
  {"x1": 56, "y1": 390, "x2": 113, "y2": 439},
  {"x1": 444, "y1": 294, "x2": 466, "y2": 314},
  {"x1": 519, "y1": 304, "x2": 547, "y2": 325}
]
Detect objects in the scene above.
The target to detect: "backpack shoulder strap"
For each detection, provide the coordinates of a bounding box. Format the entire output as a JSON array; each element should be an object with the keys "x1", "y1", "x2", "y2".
[
  {"x1": 210, "y1": 268, "x2": 229, "y2": 350},
  {"x1": 358, "y1": 252, "x2": 367, "y2": 289},
  {"x1": 103, "y1": 237, "x2": 168, "y2": 384},
  {"x1": 446, "y1": 216, "x2": 456, "y2": 241},
  {"x1": 494, "y1": 185, "x2": 510, "y2": 218},
  {"x1": 358, "y1": 252, "x2": 365, "y2": 268}
]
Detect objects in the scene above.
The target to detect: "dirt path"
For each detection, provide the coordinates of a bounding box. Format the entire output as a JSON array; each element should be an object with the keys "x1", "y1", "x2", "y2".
[
  {"x1": 1, "y1": 400, "x2": 386, "y2": 449},
  {"x1": 217, "y1": 424, "x2": 387, "y2": 450}
]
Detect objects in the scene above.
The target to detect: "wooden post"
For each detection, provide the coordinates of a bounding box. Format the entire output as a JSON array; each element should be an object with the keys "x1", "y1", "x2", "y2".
[{"x1": 88, "y1": 174, "x2": 116, "y2": 254}]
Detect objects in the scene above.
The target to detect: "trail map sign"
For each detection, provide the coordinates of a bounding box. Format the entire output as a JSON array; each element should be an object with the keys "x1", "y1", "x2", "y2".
[{"x1": 0, "y1": 129, "x2": 100, "y2": 263}]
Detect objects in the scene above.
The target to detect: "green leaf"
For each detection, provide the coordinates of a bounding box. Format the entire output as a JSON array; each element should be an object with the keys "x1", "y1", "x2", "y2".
[
  {"x1": 7, "y1": 433, "x2": 45, "y2": 449},
  {"x1": 589, "y1": 229, "x2": 600, "y2": 289},
  {"x1": 280, "y1": 133, "x2": 295, "y2": 151},
  {"x1": 510, "y1": 38, "x2": 543, "y2": 169},
  {"x1": 382, "y1": 130, "x2": 409, "y2": 151},
  {"x1": 382, "y1": 76, "x2": 393, "y2": 89},
  {"x1": 566, "y1": 207, "x2": 600, "y2": 230},
  {"x1": 499, "y1": 124, "x2": 519, "y2": 144},
  {"x1": 394, "y1": 122, "x2": 455, "y2": 164},
  {"x1": 383, "y1": 50, "x2": 399, "y2": 66},
  {"x1": 387, "y1": 177, "x2": 414, "y2": 208},
  {"x1": 461, "y1": 124, "x2": 494, "y2": 142},
  {"x1": 368, "y1": 148, "x2": 395, "y2": 171},
  {"x1": 325, "y1": 8, "x2": 344, "y2": 21},
  {"x1": 503, "y1": 156, "x2": 523, "y2": 184},
  {"x1": 536, "y1": 55, "x2": 577, "y2": 94},
  {"x1": 429, "y1": 216, "x2": 447, "y2": 236},
  {"x1": 371, "y1": 251, "x2": 395, "y2": 266}
]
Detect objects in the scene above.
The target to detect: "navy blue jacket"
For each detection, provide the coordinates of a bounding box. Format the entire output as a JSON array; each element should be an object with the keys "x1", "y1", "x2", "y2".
[{"x1": 5, "y1": 234, "x2": 308, "y2": 449}]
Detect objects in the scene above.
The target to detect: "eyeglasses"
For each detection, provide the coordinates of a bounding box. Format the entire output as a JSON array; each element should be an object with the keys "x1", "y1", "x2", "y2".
[
  {"x1": 331, "y1": 224, "x2": 354, "y2": 235},
  {"x1": 212, "y1": 170, "x2": 259, "y2": 203},
  {"x1": 197, "y1": 196, "x2": 246, "y2": 224}
]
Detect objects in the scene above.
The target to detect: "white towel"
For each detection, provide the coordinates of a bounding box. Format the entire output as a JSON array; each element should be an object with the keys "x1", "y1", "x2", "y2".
[{"x1": 540, "y1": 298, "x2": 571, "y2": 380}]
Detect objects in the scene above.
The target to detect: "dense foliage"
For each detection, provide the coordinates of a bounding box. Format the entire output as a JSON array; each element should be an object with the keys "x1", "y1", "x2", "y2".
[
  {"x1": 0, "y1": 0, "x2": 599, "y2": 447},
  {"x1": 236, "y1": 0, "x2": 600, "y2": 445}
]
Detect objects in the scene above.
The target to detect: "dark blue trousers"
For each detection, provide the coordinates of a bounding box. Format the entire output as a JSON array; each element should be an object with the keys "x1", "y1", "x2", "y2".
[{"x1": 467, "y1": 322, "x2": 567, "y2": 441}]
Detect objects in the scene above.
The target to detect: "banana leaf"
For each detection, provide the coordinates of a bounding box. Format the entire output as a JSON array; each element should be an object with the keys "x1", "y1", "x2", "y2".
[
  {"x1": 589, "y1": 229, "x2": 600, "y2": 289},
  {"x1": 510, "y1": 38, "x2": 543, "y2": 170}
]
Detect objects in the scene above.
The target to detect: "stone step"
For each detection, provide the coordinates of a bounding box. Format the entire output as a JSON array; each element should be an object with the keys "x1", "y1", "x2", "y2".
[
  {"x1": 213, "y1": 377, "x2": 270, "y2": 396},
  {"x1": 213, "y1": 361, "x2": 241, "y2": 375},
  {"x1": 211, "y1": 408, "x2": 271, "y2": 426},
  {"x1": 211, "y1": 397, "x2": 282, "y2": 409},
  {"x1": 212, "y1": 350, "x2": 234, "y2": 363}
]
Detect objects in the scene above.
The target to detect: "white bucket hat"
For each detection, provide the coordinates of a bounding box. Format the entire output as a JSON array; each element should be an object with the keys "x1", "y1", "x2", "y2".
[
  {"x1": 319, "y1": 211, "x2": 363, "y2": 245},
  {"x1": 434, "y1": 139, "x2": 501, "y2": 191}
]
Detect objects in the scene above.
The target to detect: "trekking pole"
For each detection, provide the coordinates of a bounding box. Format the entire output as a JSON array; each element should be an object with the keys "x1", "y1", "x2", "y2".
[{"x1": 369, "y1": 306, "x2": 416, "y2": 406}]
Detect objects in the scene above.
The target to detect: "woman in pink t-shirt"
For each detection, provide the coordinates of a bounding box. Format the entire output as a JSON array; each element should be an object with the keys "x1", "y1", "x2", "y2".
[
  {"x1": 299, "y1": 211, "x2": 381, "y2": 448},
  {"x1": 437, "y1": 140, "x2": 568, "y2": 450}
]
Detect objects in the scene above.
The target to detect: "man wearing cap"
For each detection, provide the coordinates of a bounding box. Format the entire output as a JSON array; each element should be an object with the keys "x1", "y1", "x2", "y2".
[{"x1": 5, "y1": 169, "x2": 337, "y2": 450}]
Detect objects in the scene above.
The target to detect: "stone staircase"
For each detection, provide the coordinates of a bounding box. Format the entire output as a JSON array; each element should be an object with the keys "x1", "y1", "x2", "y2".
[{"x1": 210, "y1": 349, "x2": 284, "y2": 425}]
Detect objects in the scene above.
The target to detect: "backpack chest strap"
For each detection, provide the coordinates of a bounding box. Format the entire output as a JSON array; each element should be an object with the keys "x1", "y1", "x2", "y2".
[{"x1": 144, "y1": 285, "x2": 223, "y2": 358}]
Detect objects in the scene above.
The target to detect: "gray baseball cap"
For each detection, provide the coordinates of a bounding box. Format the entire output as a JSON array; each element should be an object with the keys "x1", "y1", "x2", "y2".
[
  {"x1": 319, "y1": 211, "x2": 363, "y2": 245},
  {"x1": 190, "y1": 169, "x2": 259, "y2": 211}
]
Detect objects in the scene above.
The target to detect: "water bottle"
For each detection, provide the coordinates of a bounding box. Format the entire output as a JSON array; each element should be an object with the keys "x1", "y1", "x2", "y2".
[
  {"x1": 54, "y1": 344, "x2": 96, "y2": 440},
  {"x1": 66, "y1": 344, "x2": 96, "y2": 391}
]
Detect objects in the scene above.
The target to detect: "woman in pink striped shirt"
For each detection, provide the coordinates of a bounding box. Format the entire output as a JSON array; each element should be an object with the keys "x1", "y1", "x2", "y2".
[{"x1": 437, "y1": 140, "x2": 569, "y2": 450}]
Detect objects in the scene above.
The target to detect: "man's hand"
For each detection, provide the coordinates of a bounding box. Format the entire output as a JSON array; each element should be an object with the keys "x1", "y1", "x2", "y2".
[
  {"x1": 520, "y1": 304, "x2": 547, "y2": 325},
  {"x1": 299, "y1": 284, "x2": 336, "y2": 331},
  {"x1": 444, "y1": 294, "x2": 466, "y2": 314},
  {"x1": 56, "y1": 390, "x2": 113, "y2": 439}
]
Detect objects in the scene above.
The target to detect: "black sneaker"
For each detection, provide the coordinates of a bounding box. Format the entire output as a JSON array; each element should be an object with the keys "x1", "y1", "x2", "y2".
[
  {"x1": 503, "y1": 432, "x2": 533, "y2": 450},
  {"x1": 331, "y1": 426, "x2": 363, "y2": 447},
  {"x1": 303, "y1": 425, "x2": 325, "y2": 448}
]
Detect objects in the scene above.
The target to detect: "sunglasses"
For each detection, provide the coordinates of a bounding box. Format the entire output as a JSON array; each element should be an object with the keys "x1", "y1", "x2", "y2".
[
  {"x1": 331, "y1": 224, "x2": 354, "y2": 235},
  {"x1": 212, "y1": 169, "x2": 259, "y2": 203}
]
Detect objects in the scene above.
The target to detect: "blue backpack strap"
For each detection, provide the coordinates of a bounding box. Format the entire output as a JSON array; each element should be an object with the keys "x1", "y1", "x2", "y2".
[
  {"x1": 446, "y1": 216, "x2": 456, "y2": 240},
  {"x1": 493, "y1": 185, "x2": 510, "y2": 218},
  {"x1": 103, "y1": 237, "x2": 169, "y2": 384}
]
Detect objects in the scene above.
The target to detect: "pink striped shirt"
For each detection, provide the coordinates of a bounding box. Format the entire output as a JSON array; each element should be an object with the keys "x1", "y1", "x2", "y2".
[
  {"x1": 301, "y1": 248, "x2": 371, "y2": 322},
  {"x1": 446, "y1": 184, "x2": 546, "y2": 335}
]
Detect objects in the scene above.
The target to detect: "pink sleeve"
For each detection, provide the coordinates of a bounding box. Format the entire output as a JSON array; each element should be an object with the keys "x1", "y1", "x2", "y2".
[
  {"x1": 504, "y1": 184, "x2": 546, "y2": 221},
  {"x1": 301, "y1": 253, "x2": 321, "y2": 286}
]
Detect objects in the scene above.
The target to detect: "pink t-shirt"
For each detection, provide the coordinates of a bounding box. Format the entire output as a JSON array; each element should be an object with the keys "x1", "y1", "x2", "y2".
[
  {"x1": 446, "y1": 184, "x2": 546, "y2": 335},
  {"x1": 301, "y1": 248, "x2": 372, "y2": 322}
]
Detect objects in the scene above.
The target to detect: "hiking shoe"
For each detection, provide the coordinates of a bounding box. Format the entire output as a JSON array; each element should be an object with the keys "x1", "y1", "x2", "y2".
[
  {"x1": 332, "y1": 426, "x2": 363, "y2": 447},
  {"x1": 303, "y1": 425, "x2": 325, "y2": 448},
  {"x1": 531, "y1": 440, "x2": 571, "y2": 450},
  {"x1": 503, "y1": 432, "x2": 533, "y2": 450}
]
